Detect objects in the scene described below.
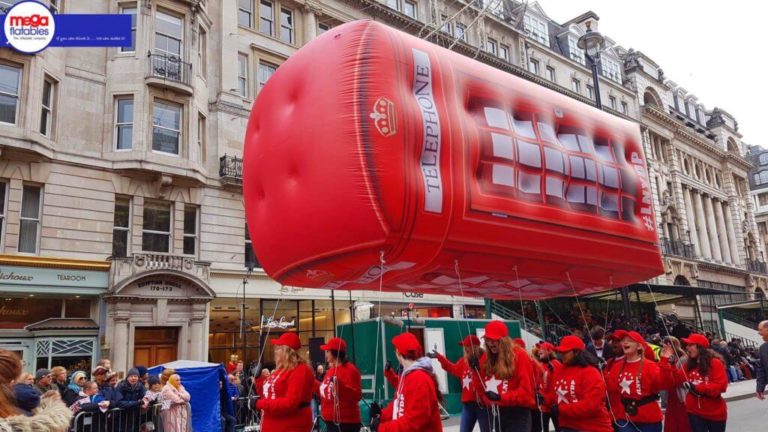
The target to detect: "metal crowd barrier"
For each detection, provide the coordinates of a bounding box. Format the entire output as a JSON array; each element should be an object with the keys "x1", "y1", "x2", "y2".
[
  {"x1": 71, "y1": 404, "x2": 164, "y2": 432},
  {"x1": 232, "y1": 396, "x2": 260, "y2": 432}
]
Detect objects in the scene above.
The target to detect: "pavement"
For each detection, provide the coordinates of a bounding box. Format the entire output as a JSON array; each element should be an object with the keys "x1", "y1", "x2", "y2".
[{"x1": 442, "y1": 379, "x2": 759, "y2": 432}]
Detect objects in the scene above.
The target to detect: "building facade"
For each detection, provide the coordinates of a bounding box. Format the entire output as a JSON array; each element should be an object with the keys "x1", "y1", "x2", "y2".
[
  {"x1": 0, "y1": 0, "x2": 760, "y2": 373},
  {"x1": 748, "y1": 146, "x2": 768, "y2": 264}
]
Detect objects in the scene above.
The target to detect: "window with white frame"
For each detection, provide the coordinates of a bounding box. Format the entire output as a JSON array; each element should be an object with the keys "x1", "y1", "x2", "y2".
[
  {"x1": 238, "y1": 0, "x2": 252, "y2": 27},
  {"x1": 760, "y1": 153, "x2": 768, "y2": 166},
  {"x1": 528, "y1": 58, "x2": 539, "y2": 75},
  {"x1": 523, "y1": 14, "x2": 549, "y2": 46},
  {"x1": 18, "y1": 185, "x2": 41, "y2": 254},
  {"x1": 152, "y1": 100, "x2": 182, "y2": 155},
  {"x1": 455, "y1": 23, "x2": 466, "y2": 41},
  {"x1": 621, "y1": 101, "x2": 628, "y2": 115},
  {"x1": 199, "y1": 27, "x2": 207, "y2": 79},
  {"x1": 197, "y1": 113, "x2": 206, "y2": 163},
  {"x1": 112, "y1": 196, "x2": 130, "y2": 258},
  {"x1": 237, "y1": 53, "x2": 248, "y2": 97},
  {"x1": 546, "y1": 66, "x2": 555, "y2": 82},
  {"x1": 121, "y1": 6, "x2": 137, "y2": 52},
  {"x1": 258, "y1": 61, "x2": 277, "y2": 91},
  {"x1": 609, "y1": 96, "x2": 617, "y2": 110},
  {"x1": 183, "y1": 205, "x2": 198, "y2": 255},
  {"x1": 245, "y1": 223, "x2": 260, "y2": 269},
  {"x1": 571, "y1": 78, "x2": 581, "y2": 94},
  {"x1": 279, "y1": 7, "x2": 293, "y2": 43},
  {"x1": 760, "y1": 193, "x2": 768, "y2": 207},
  {"x1": 0, "y1": 64, "x2": 21, "y2": 125},
  {"x1": 586, "y1": 85, "x2": 594, "y2": 100},
  {"x1": 142, "y1": 200, "x2": 171, "y2": 253},
  {"x1": 259, "y1": 0, "x2": 273, "y2": 36},
  {"x1": 499, "y1": 44, "x2": 509, "y2": 61},
  {"x1": 402, "y1": 0, "x2": 416, "y2": 18},
  {"x1": 756, "y1": 171, "x2": 768, "y2": 186},
  {"x1": 0, "y1": 181, "x2": 6, "y2": 248},
  {"x1": 601, "y1": 58, "x2": 621, "y2": 83},
  {"x1": 115, "y1": 96, "x2": 133, "y2": 150},
  {"x1": 39, "y1": 76, "x2": 55, "y2": 137},
  {"x1": 440, "y1": 15, "x2": 451, "y2": 34},
  {"x1": 155, "y1": 11, "x2": 183, "y2": 59},
  {"x1": 486, "y1": 37, "x2": 497, "y2": 56},
  {"x1": 49, "y1": 0, "x2": 61, "y2": 13},
  {"x1": 568, "y1": 35, "x2": 584, "y2": 65}
]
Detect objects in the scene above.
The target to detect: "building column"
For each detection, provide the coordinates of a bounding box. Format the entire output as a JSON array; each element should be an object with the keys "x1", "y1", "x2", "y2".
[
  {"x1": 189, "y1": 303, "x2": 207, "y2": 361},
  {"x1": 714, "y1": 199, "x2": 732, "y2": 264},
  {"x1": 113, "y1": 317, "x2": 130, "y2": 374},
  {"x1": 703, "y1": 196, "x2": 722, "y2": 261},
  {"x1": 303, "y1": 5, "x2": 317, "y2": 45},
  {"x1": 683, "y1": 187, "x2": 701, "y2": 256},
  {"x1": 724, "y1": 201, "x2": 742, "y2": 265},
  {"x1": 693, "y1": 191, "x2": 712, "y2": 259}
]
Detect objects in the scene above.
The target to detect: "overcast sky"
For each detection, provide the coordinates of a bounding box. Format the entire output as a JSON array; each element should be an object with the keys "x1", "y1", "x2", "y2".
[{"x1": 537, "y1": 1, "x2": 765, "y2": 145}]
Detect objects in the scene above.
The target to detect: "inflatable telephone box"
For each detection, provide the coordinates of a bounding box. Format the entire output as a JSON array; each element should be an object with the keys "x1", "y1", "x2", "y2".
[{"x1": 243, "y1": 20, "x2": 663, "y2": 299}]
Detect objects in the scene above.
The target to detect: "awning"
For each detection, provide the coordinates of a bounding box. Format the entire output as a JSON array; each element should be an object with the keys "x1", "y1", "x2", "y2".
[
  {"x1": 584, "y1": 283, "x2": 738, "y2": 304},
  {"x1": 25, "y1": 318, "x2": 99, "y2": 331}
]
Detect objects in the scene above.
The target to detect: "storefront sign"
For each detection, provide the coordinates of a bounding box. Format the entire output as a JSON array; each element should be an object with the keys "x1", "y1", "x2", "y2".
[
  {"x1": 261, "y1": 315, "x2": 295, "y2": 329},
  {"x1": 0, "y1": 265, "x2": 108, "y2": 295},
  {"x1": 136, "y1": 279, "x2": 182, "y2": 292},
  {"x1": 403, "y1": 292, "x2": 424, "y2": 298}
]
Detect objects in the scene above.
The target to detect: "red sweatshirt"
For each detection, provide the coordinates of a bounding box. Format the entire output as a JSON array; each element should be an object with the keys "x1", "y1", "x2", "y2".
[
  {"x1": 384, "y1": 367, "x2": 400, "y2": 389},
  {"x1": 380, "y1": 365, "x2": 443, "y2": 432},
  {"x1": 253, "y1": 376, "x2": 266, "y2": 397},
  {"x1": 535, "y1": 359, "x2": 561, "y2": 413},
  {"x1": 546, "y1": 364, "x2": 613, "y2": 432},
  {"x1": 476, "y1": 347, "x2": 536, "y2": 409},
  {"x1": 435, "y1": 354, "x2": 483, "y2": 404},
  {"x1": 659, "y1": 356, "x2": 728, "y2": 421},
  {"x1": 256, "y1": 363, "x2": 314, "y2": 431},
  {"x1": 319, "y1": 362, "x2": 362, "y2": 424},
  {"x1": 605, "y1": 357, "x2": 663, "y2": 423}
]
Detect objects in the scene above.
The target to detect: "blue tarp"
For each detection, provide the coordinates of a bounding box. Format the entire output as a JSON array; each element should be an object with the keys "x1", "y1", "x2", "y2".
[{"x1": 148, "y1": 360, "x2": 234, "y2": 432}]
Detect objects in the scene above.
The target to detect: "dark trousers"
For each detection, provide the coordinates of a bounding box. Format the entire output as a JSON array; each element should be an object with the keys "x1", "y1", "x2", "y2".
[
  {"x1": 617, "y1": 422, "x2": 662, "y2": 432},
  {"x1": 324, "y1": 422, "x2": 362, "y2": 432},
  {"x1": 529, "y1": 409, "x2": 556, "y2": 432},
  {"x1": 461, "y1": 402, "x2": 490, "y2": 432},
  {"x1": 490, "y1": 406, "x2": 531, "y2": 432},
  {"x1": 222, "y1": 413, "x2": 236, "y2": 432},
  {"x1": 688, "y1": 414, "x2": 726, "y2": 432}
]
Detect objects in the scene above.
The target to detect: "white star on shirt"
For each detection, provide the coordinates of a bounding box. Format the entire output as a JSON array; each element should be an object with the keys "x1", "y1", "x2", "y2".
[
  {"x1": 619, "y1": 377, "x2": 633, "y2": 395},
  {"x1": 556, "y1": 387, "x2": 569, "y2": 404},
  {"x1": 485, "y1": 375, "x2": 502, "y2": 392},
  {"x1": 462, "y1": 375, "x2": 472, "y2": 390},
  {"x1": 319, "y1": 381, "x2": 328, "y2": 399}
]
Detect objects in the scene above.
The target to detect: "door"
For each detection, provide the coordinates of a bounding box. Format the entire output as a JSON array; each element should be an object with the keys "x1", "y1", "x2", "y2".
[
  {"x1": 134, "y1": 327, "x2": 178, "y2": 367},
  {"x1": 0, "y1": 340, "x2": 33, "y2": 372}
]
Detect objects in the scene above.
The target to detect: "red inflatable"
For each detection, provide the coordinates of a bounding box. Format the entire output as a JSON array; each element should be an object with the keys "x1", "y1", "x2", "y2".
[{"x1": 243, "y1": 20, "x2": 663, "y2": 299}]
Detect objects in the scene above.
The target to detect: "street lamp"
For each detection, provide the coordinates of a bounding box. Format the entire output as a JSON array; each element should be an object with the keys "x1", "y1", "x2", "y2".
[{"x1": 578, "y1": 21, "x2": 606, "y2": 109}]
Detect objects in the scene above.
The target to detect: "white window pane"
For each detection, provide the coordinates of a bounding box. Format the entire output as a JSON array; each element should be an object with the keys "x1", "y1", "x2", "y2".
[
  {"x1": 156, "y1": 12, "x2": 182, "y2": 38},
  {"x1": 569, "y1": 156, "x2": 585, "y2": 178},
  {"x1": 491, "y1": 133, "x2": 514, "y2": 160},
  {"x1": 519, "y1": 172, "x2": 541, "y2": 194},
  {"x1": 18, "y1": 220, "x2": 37, "y2": 253},
  {"x1": 537, "y1": 122, "x2": 557, "y2": 142},
  {"x1": 544, "y1": 147, "x2": 565, "y2": 173},
  {"x1": 585, "y1": 160, "x2": 596, "y2": 181},
  {"x1": 558, "y1": 134, "x2": 580, "y2": 152},
  {"x1": 517, "y1": 141, "x2": 541, "y2": 168},
  {"x1": 484, "y1": 107, "x2": 509, "y2": 129},
  {"x1": 595, "y1": 142, "x2": 614, "y2": 161},
  {"x1": 117, "y1": 99, "x2": 133, "y2": 123},
  {"x1": 567, "y1": 184, "x2": 585, "y2": 204},
  {"x1": 511, "y1": 116, "x2": 536, "y2": 139},
  {"x1": 577, "y1": 135, "x2": 595, "y2": 154},
  {"x1": 0, "y1": 64, "x2": 20, "y2": 95},
  {"x1": 546, "y1": 177, "x2": 564, "y2": 198},
  {"x1": 154, "y1": 102, "x2": 181, "y2": 129},
  {"x1": 601, "y1": 193, "x2": 619, "y2": 212},
  {"x1": 492, "y1": 165, "x2": 515, "y2": 187},
  {"x1": 600, "y1": 166, "x2": 619, "y2": 188}
]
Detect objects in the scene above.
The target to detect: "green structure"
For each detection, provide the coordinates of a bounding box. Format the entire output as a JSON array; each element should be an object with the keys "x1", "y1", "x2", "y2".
[{"x1": 336, "y1": 317, "x2": 521, "y2": 415}]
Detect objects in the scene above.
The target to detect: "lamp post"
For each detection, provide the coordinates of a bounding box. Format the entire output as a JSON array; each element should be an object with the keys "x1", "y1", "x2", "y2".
[{"x1": 578, "y1": 21, "x2": 606, "y2": 109}]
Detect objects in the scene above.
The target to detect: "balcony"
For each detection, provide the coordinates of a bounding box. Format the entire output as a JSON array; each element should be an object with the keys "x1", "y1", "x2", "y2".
[
  {"x1": 660, "y1": 237, "x2": 696, "y2": 259},
  {"x1": 220, "y1": 154, "x2": 243, "y2": 187},
  {"x1": 145, "y1": 53, "x2": 193, "y2": 95},
  {"x1": 748, "y1": 260, "x2": 768, "y2": 274}
]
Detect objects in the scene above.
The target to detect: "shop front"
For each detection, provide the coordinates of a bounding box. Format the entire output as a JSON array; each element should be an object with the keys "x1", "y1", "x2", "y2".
[{"x1": 0, "y1": 255, "x2": 109, "y2": 373}]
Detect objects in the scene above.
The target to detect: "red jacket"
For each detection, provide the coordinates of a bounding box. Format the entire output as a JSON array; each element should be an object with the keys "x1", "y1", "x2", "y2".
[
  {"x1": 605, "y1": 357, "x2": 663, "y2": 423},
  {"x1": 319, "y1": 362, "x2": 362, "y2": 424},
  {"x1": 534, "y1": 359, "x2": 561, "y2": 413},
  {"x1": 475, "y1": 347, "x2": 536, "y2": 409},
  {"x1": 256, "y1": 363, "x2": 314, "y2": 431},
  {"x1": 380, "y1": 364, "x2": 442, "y2": 432},
  {"x1": 435, "y1": 353, "x2": 483, "y2": 403},
  {"x1": 659, "y1": 356, "x2": 728, "y2": 421},
  {"x1": 253, "y1": 376, "x2": 266, "y2": 397},
  {"x1": 545, "y1": 364, "x2": 613, "y2": 432},
  {"x1": 384, "y1": 367, "x2": 400, "y2": 389}
]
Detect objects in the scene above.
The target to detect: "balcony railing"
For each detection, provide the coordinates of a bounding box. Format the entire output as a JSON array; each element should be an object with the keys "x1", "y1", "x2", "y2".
[
  {"x1": 220, "y1": 154, "x2": 243, "y2": 186},
  {"x1": 147, "y1": 52, "x2": 192, "y2": 86},
  {"x1": 748, "y1": 260, "x2": 768, "y2": 274},
  {"x1": 660, "y1": 237, "x2": 696, "y2": 259}
]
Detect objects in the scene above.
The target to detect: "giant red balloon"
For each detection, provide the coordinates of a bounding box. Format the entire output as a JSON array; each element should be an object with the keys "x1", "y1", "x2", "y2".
[{"x1": 243, "y1": 20, "x2": 663, "y2": 299}]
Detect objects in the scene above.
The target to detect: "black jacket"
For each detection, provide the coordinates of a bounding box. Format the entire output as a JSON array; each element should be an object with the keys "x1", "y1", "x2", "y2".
[
  {"x1": 756, "y1": 342, "x2": 768, "y2": 392},
  {"x1": 55, "y1": 381, "x2": 79, "y2": 407},
  {"x1": 115, "y1": 381, "x2": 146, "y2": 409}
]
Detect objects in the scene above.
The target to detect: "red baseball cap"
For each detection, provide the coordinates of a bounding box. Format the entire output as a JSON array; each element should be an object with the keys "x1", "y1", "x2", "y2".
[
  {"x1": 458, "y1": 335, "x2": 481, "y2": 347},
  {"x1": 539, "y1": 342, "x2": 556, "y2": 352},
  {"x1": 320, "y1": 337, "x2": 347, "y2": 352},
  {"x1": 271, "y1": 332, "x2": 301, "y2": 350},
  {"x1": 555, "y1": 335, "x2": 586, "y2": 352},
  {"x1": 609, "y1": 330, "x2": 629, "y2": 341},
  {"x1": 513, "y1": 338, "x2": 526, "y2": 349},
  {"x1": 392, "y1": 332, "x2": 423, "y2": 357},
  {"x1": 623, "y1": 331, "x2": 646, "y2": 346},
  {"x1": 682, "y1": 333, "x2": 710, "y2": 349},
  {"x1": 483, "y1": 320, "x2": 509, "y2": 340}
]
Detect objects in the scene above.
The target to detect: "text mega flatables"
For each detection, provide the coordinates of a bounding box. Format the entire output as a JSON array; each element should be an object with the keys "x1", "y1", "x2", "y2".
[{"x1": 243, "y1": 20, "x2": 663, "y2": 300}]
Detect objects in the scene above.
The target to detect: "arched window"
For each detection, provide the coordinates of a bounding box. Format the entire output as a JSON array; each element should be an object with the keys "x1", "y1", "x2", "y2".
[
  {"x1": 643, "y1": 89, "x2": 661, "y2": 107},
  {"x1": 727, "y1": 138, "x2": 739, "y2": 154},
  {"x1": 759, "y1": 153, "x2": 768, "y2": 166}
]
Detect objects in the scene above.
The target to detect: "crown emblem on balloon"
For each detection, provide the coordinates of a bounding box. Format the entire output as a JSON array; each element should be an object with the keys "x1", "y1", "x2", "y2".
[{"x1": 370, "y1": 97, "x2": 397, "y2": 137}]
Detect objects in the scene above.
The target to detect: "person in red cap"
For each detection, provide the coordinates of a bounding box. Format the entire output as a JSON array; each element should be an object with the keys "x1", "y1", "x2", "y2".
[
  {"x1": 318, "y1": 337, "x2": 362, "y2": 432},
  {"x1": 255, "y1": 332, "x2": 315, "y2": 431},
  {"x1": 659, "y1": 333, "x2": 728, "y2": 432},
  {"x1": 372, "y1": 332, "x2": 443, "y2": 432},
  {"x1": 605, "y1": 331, "x2": 664, "y2": 432},
  {"x1": 428, "y1": 335, "x2": 487, "y2": 432},
  {"x1": 544, "y1": 335, "x2": 612, "y2": 432},
  {"x1": 660, "y1": 336, "x2": 691, "y2": 432},
  {"x1": 475, "y1": 320, "x2": 535, "y2": 432},
  {"x1": 531, "y1": 342, "x2": 560, "y2": 432}
]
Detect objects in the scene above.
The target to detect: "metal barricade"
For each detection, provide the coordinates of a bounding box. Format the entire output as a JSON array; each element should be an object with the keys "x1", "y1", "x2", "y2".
[
  {"x1": 71, "y1": 403, "x2": 163, "y2": 432},
  {"x1": 232, "y1": 396, "x2": 260, "y2": 432}
]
